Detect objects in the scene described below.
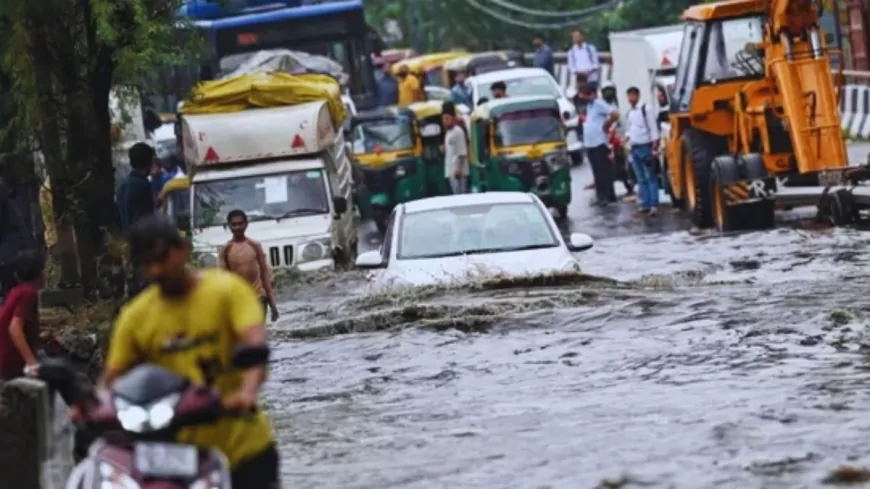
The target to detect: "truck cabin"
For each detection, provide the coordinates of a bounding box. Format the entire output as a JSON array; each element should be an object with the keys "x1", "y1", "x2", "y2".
[
  {"x1": 182, "y1": 102, "x2": 345, "y2": 234},
  {"x1": 671, "y1": 2, "x2": 767, "y2": 117}
]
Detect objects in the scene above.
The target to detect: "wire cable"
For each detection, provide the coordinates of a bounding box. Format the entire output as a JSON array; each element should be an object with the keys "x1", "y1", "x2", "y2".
[
  {"x1": 480, "y1": 0, "x2": 620, "y2": 18},
  {"x1": 466, "y1": 0, "x2": 614, "y2": 29}
]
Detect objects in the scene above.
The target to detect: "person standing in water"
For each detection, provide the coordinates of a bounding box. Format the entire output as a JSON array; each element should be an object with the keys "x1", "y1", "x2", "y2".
[{"x1": 219, "y1": 210, "x2": 279, "y2": 322}]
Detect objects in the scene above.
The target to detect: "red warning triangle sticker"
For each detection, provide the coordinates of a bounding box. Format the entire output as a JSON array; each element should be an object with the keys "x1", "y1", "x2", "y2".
[
  {"x1": 291, "y1": 134, "x2": 305, "y2": 149},
  {"x1": 204, "y1": 146, "x2": 219, "y2": 163},
  {"x1": 661, "y1": 56, "x2": 672, "y2": 67}
]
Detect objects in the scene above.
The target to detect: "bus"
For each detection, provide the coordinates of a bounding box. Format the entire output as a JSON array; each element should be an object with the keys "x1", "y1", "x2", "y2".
[{"x1": 152, "y1": 0, "x2": 378, "y2": 115}]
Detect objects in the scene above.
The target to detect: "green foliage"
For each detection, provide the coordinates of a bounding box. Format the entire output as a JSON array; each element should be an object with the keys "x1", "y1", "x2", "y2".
[{"x1": 368, "y1": 0, "x2": 708, "y2": 52}]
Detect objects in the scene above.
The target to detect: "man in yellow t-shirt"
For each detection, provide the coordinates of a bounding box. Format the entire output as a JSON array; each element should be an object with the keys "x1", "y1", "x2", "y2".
[
  {"x1": 103, "y1": 215, "x2": 278, "y2": 488},
  {"x1": 397, "y1": 64, "x2": 424, "y2": 106}
]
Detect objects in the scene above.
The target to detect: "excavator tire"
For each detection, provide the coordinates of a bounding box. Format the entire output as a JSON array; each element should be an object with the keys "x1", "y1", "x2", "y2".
[
  {"x1": 710, "y1": 155, "x2": 774, "y2": 232},
  {"x1": 681, "y1": 128, "x2": 727, "y2": 228},
  {"x1": 661, "y1": 154, "x2": 683, "y2": 208},
  {"x1": 737, "y1": 153, "x2": 775, "y2": 230}
]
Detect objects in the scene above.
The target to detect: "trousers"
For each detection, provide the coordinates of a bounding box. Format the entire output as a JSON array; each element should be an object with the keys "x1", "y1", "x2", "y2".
[{"x1": 587, "y1": 144, "x2": 616, "y2": 202}]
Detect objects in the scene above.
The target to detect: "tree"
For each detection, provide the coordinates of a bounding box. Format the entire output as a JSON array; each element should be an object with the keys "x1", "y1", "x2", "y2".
[{"x1": 0, "y1": 0, "x2": 196, "y2": 297}]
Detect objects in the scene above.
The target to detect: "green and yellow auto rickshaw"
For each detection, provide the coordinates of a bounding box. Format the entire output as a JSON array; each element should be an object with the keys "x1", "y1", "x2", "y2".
[
  {"x1": 469, "y1": 95, "x2": 572, "y2": 218},
  {"x1": 350, "y1": 106, "x2": 426, "y2": 233},
  {"x1": 392, "y1": 51, "x2": 468, "y2": 87},
  {"x1": 160, "y1": 175, "x2": 192, "y2": 236},
  {"x1": 408, "y1": 100, "x2": 451, "y2": 197}
]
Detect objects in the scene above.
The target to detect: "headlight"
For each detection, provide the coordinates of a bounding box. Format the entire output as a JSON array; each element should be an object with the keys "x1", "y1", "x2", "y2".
[
  {"x1": 299, "y1": 238, "x2": 331, "y2": 262},
  {"x1": 395, "y1": 165, "x2": 407, "y2": 177},
  {"x1": 198, "y1": 252, "x2": 218, "y2": 268},
  {"x1": 99, "y1": 462, "x2": 141, "y2": 489},
  {"x1": 114, "y1": 392, "x2": 180, "y2": 433}
]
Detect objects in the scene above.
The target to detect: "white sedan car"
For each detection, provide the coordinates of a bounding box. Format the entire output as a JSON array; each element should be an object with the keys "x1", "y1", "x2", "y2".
[
  {"x1": 466, "y1": 67, "x2": 583, "y2": 165},
  {"x1": 355, "y1": 192, "x2": 594, "y2": 286}
]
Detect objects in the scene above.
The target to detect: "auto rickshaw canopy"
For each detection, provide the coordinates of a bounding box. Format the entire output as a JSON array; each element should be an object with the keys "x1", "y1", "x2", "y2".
[
  {"x1": 391, "y1": 51, "x2": 469, "y2": 76},
  {"x1": 408, "y1": 100, "x2": 445, "y2": 120},
  {"x1": 470, "y1": 95, "x2": 560, "y2": 121}
]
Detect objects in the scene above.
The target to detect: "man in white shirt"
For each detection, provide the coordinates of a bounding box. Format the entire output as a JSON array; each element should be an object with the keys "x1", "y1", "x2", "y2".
[
  {"x1": 442, "y1": 106, "x2": 469, "y2": 194},
  {"x1": 624, "y1": 86, "x2": 661, "y2": 216},
  {"x1": 567, "y1": 30, "x2": 600, "y2": 91}
]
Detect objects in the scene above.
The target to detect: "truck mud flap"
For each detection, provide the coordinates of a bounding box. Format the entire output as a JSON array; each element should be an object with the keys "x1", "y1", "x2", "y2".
[{"x1": 722, "y1": 177, "x2": 778, "y2": 206}]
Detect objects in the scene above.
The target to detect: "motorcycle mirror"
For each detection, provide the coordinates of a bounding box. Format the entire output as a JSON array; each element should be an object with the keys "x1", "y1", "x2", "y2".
[{"x1": 232, "y1": 345, "x2": 270, "y2": 369}]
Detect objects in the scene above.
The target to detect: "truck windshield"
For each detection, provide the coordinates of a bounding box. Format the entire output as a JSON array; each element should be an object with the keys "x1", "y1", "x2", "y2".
[
  {"x1": 352, "y1": 119, "x2": 415, "y2": 153},
  {"x1": 702, "y1": 15, "x2": 765, "y2": 82},
  {"x1": 494, "y1": 109, "x2": 562, "y2": 147},
  {"x1": 193, "y1": 169, "x2": 329, "y2": 228}
]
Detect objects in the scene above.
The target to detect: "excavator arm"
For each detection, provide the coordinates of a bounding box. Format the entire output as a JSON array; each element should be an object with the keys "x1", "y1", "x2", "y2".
[{"x1": 764, "y1": 0, "x2": 848, "y2": 174}]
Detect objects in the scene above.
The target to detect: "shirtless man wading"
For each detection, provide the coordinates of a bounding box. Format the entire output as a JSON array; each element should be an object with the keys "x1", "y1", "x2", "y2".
[{"x1": 219, "y1": 210, "x2": 279, "y2": 322}]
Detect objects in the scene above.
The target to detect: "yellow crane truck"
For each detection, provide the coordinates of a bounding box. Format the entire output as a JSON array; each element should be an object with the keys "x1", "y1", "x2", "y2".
[{"x1": 664, "y1": 0, "x2": 864, "y2": 231}]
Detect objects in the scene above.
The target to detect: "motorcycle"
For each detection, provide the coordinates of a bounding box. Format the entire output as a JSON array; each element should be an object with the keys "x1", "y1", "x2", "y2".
[{"x1": 39, "y1": 344, "x2": 270, "y2": 489}]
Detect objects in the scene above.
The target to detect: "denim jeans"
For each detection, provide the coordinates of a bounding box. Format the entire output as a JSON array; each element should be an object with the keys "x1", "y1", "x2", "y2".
[{"x1": 630, "y1": 143, "x2": 660, "y2": 209}]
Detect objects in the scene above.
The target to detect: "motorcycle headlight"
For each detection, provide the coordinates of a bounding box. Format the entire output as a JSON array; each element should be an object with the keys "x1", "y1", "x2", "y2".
[
  {"x1": 300, "y1": 238, "x2": 331, "y2": 263},
  {"x1": 198, "y1": 252, "x2": 218, "y2": 268},
  {"x1": 395, "y1": 165, "x2": 407, "y2": 177},
  {"x1": 114, "y1": 392, "x2": 180, "y2": 433},
  {"x1": 99, "y1": 462, "x2": 142, "y2": 489}
]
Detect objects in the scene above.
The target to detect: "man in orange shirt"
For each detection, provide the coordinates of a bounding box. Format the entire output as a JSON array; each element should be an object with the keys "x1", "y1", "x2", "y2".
[
  {"x1": 218, "y1": 210, "x2": 279, "y2": 322},
  {"x1": 397, "y1": 65, "x2": 424, "y2": 106}
]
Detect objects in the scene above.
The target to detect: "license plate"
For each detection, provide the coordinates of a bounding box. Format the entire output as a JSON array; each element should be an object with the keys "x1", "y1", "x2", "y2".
[{"x1": 134, "y1": 442, "x2": 198, "y2": 478}]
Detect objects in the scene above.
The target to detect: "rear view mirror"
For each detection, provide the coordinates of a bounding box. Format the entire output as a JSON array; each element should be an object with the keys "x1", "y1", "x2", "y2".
[
  {"x1": 232, "y1": 345, "x2": 270, "y2": 369},
  {"x1": 567, "y1": 232, "x2": 594, "y2": 251},
  {"x1": 333, "y1": 196, "x2": 348, "y2": 215},
  {"x1": 355, "y1": 250, "x2": 385, "y2": 269}
]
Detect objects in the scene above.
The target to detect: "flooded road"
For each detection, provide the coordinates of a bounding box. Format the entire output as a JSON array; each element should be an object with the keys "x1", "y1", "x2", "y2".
[{"x1": 267, "y1": 143, "x2": 870, "y2": 488}]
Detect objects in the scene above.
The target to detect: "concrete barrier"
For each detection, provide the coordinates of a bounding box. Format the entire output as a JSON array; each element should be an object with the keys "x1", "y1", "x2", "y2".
[{"x1": 0, "y1": 378, "x2": 74, "y2": 489}]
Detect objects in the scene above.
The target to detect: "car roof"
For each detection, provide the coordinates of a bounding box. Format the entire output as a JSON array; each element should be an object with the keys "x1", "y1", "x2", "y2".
[
  {"x1": 402, "y1": 192, "x2": 536, "y2": 214},
  {"x1": 469, "y1": 67, "x2": 552, "y2": 86}
]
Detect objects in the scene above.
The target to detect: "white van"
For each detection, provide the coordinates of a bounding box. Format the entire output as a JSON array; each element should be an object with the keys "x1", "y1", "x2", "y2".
[{"x1": 181, "y1": 100, "x2": 356, "y2": 271}]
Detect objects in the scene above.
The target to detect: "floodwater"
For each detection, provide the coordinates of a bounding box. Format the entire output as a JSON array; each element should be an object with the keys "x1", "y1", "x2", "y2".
[
  {"x1": 264, "y1": 143, "x2": 870, "y2": 488},
  {"x1": 44, "y1": 144, "x2": 870, "y2": 488}
]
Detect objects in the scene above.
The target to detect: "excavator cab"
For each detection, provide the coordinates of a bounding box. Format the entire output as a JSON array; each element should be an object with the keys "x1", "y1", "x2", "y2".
[{"x1": 665, "y1": 0, "x2": 851, "y2": 232}]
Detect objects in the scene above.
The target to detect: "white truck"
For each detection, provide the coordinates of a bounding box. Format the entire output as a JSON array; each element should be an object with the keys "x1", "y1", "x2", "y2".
[
  {"x1": 180, "y1": 100, "x2": 357, "y2": 271},
  {"x1": 609, "y1": 24, "x2": 684, "y2": 121}
]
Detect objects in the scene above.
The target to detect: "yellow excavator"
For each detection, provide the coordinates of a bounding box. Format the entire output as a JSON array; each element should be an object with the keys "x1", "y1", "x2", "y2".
[{"x1": 664, "y1": 0, "x2": 862, "y2": 231}]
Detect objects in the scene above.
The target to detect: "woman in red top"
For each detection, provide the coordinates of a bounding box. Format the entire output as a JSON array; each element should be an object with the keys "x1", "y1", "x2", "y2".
[{"x1": 0, "y1": 250, "x2": 44, "y2": 379}]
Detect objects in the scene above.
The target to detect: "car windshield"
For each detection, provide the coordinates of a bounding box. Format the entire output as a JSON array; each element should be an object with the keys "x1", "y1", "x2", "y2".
[
  {"x1": 397, "y1": 202, "x2": 559, "y2": 259},
  {"x1": 193, "y1": 170, "x2": 329, "y2": 228},
  {"x1": 352, "y1": 118, "x2": 415, "y2": 153},
  {"x1": 495, "y1": 108, "x2": 562, "y2": 146},
  {"x1": 477, "y1": 75, "x2": 560, "y2": 100}
]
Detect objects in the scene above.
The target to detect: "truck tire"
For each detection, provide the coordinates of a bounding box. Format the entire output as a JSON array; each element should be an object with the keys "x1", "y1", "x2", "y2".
[
  {"x1": 681, "y1": 128, "x2": 727, "y2": 228},
  {"x1": 738, "y1": 153, "x2": 775, "y2": 230},
  {"x1": 661, "y1": 154, "x2": 682, "y2": 208},
  {"x1": 710, "y1": 155, "x2": 741, "y2": 232}
]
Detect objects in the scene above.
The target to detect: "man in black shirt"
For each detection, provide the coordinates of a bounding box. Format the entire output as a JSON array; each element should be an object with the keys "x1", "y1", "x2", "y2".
[{"x1": 116, "y1": 143, "x2": 157, "y2": 297}]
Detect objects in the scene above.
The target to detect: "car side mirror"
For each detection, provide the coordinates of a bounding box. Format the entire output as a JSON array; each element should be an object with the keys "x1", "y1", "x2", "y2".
[
  {"x1": 333, "y1": 196, "x2": 348, "y2": 216},
  {"x1": 232, "y1": 345, "x2": 270, "y2": 369},
  {"x1": 355, "y1": 250, "x2": 385, "y2": 269},
  {"x1": 567, "y1": 232, "x2": 594, "y2": 251}
]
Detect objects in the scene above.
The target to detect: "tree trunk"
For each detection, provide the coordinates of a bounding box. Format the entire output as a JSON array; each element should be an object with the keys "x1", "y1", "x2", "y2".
[{"x1": 29, "y1": 29, "x2": 81, "y2": 287}]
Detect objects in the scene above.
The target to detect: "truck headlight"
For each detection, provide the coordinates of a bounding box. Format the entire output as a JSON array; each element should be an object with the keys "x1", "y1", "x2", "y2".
[{"x1": 299, "y1": 238, "x2": 331, "y2": 262}]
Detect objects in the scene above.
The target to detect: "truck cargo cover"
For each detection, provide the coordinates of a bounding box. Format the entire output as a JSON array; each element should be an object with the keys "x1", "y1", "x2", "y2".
[
  {"x1": 181, "y1": 72, "x2": 347, "y2": 128},
  {"x1": 182, "y1": 101, "x2": 336, "y2": 167}
]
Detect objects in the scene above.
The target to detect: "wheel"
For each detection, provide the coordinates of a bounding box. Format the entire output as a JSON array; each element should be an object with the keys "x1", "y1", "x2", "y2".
[
  {"x1": 681, "y1": 128, "x2": 728, "y2": 228},
  {"x1": 555, "y1": 204, "x2": 568, "y2": 220},
  {"x1": 335, "y1": 238, "x2": 358, "y2": 271},
  {"x1": 819, "y1": 188, "x2": 858, "y2": 226},
  {"x1": 711, "y1": 155, "x2": 742, "y2": 232},
  {"x1": 661, "y1": 155, "x2": 682, "y2": 207}
]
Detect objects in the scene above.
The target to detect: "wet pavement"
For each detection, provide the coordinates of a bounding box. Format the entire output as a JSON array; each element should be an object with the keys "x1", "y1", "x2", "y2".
[{"x1": 263, "y1": 143, "x2": 870, "y2": 488}]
